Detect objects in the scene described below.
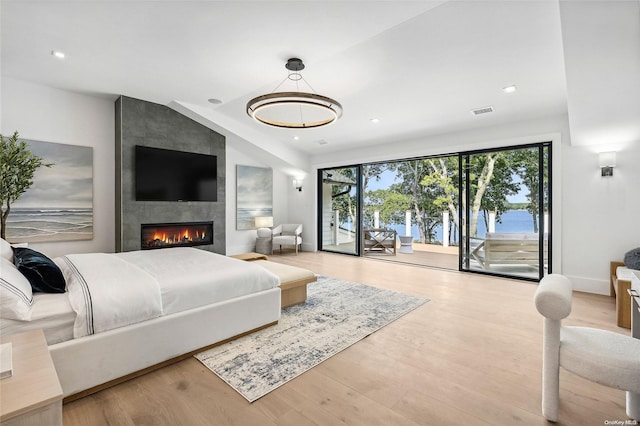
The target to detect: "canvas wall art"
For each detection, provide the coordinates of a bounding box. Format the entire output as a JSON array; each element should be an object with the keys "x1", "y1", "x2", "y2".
[
  {"x1": 6, "y1": 139, "x2": 93, "y2": 243},
  {"x1": 236, "y1": 165, "x2": 273, "y2": 230}
]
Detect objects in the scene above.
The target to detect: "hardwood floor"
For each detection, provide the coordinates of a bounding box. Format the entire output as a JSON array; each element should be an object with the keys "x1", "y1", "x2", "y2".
[{"x1": 63, "y1": 252, "x2": 630, "y2": 426}]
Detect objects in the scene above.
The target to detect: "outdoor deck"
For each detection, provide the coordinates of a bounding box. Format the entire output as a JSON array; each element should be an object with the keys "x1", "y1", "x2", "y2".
[
  {"x1": 322, "y1": 240, "x2": 540, "y2": 279},
  {"x1": 323, "y1": 240, "x2": 459, "y2": 270}
]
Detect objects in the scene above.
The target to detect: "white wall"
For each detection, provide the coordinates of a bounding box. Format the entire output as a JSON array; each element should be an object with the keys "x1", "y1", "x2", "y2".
[
  {"x1": 561, "y1": 143, "x2": 640, "y2": 294},
  {"x1": 1, "y1": 78, "x2": 115, "y2": 258},
  {"x1": 286, "y1": 173, "x2": 315, "y2": 252},
  {"x1": 225, "y1": 137, "x2": 292, "y2": 255}
]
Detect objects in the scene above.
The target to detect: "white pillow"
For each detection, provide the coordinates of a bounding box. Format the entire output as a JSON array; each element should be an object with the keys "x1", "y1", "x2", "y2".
[
  {"x1": 0, "y1": 257, "x2": 34, "y2": 320},
  {"x1": 1, "y1": 238, "x2": 13, "y2": 261}
]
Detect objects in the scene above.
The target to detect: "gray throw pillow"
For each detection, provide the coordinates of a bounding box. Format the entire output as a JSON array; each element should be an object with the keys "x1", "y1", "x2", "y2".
[{"x1": 624, "y1": 247, "x2": 640, "y2": 270}]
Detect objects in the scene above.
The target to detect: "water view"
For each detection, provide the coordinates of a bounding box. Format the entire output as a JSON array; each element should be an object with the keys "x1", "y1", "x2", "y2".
[{"x1": 340, "y1": 209, "x2": 540, "y2": 246}]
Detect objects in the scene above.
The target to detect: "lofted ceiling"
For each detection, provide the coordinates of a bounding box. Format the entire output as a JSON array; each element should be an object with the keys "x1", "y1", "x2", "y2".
[{"x1": 1, "y1": 1, "x2": 638, "y2": 158}]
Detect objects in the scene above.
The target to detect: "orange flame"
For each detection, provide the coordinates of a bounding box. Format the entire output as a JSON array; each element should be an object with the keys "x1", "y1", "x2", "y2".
[{"x1": 148, "y1": 226, "x2": 208, "y2": 246}]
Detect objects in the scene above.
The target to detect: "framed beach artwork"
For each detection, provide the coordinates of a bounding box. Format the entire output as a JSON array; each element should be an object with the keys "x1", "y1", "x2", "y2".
[
  {"x1": 236, "y1": 165, "x2": 272, "y2": 230},
  {"x1": 6, "y1": 139, "x2": 93, "y2": 243}
]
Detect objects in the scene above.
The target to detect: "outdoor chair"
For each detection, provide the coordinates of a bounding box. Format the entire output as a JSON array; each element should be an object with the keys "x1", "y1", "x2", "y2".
[
  {"x1": 362, "y1": 228, "x2": 397, "y2": 255},
  {"x1": 534, "y1": 274, "x2": 640, "y2": 422},
  {"x1": 271, "y1": 224, "x2": 303, "y2": 255},
  {"x1": 470, "y1": 232, "x2": 548, "y2": 270}
]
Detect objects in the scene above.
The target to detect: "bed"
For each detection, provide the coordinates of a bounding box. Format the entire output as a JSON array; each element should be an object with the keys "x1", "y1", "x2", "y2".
[{"x1": 0, "y1": 243, "x2": 281, "y2": 400}]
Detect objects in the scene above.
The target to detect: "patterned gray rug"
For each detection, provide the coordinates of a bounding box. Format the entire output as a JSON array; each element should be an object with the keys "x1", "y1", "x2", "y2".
[{"x1": 194, "y1": 276, "x2": 428, "y2": 402}]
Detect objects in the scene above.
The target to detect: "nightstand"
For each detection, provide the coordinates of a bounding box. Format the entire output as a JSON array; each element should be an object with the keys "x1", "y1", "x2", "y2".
[
  {"x1": 255, "y1": 227, "x2": 272, "y2": 255},
  {"x1": 0, "y1": 330, "x2": 63, "y2": 426}
]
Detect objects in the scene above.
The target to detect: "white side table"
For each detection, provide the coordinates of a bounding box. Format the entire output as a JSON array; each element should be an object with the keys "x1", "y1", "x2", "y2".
[
  {"x1": 399, "y1": 236, "x2": 413, "y2": 253},
  {"x1": 255, "y1": 228, "x2": 272, "y2": 255}
]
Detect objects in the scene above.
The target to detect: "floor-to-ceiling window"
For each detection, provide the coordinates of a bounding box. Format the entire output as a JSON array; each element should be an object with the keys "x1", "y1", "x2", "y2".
[{"x1": 318, "y1": 142, "x2": 551, "y2": 280}]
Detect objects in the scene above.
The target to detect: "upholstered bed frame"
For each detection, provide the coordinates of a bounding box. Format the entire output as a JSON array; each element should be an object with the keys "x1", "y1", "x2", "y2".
[{"x1": 50, "y1": 287, "x2": 280, "y2": 401}]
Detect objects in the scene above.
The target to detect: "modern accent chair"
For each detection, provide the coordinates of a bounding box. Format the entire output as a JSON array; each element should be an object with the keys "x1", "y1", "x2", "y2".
[
  {"x1": 271, "y1": 224, "x2": 303, "y2": 255},
  {"x1": 534, "y1": 274, "x2": 640, "y2": 422}
]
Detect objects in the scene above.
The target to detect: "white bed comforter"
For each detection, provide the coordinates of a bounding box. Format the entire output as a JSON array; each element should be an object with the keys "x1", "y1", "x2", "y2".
[
  {"x1": 115, "y1": 248, "x2": 280, "y2": 315},
  {"x1": 62, "y1": 253, "x2": 163, "y2": 338},
  {"x1": 59, "y1": 248, "x2": 280, "y2": 339}
]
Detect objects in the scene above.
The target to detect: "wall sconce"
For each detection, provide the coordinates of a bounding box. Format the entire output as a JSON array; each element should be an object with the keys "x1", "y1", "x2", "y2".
[
  {"x1": 599, "y1": 151, "x2": 616, "y2": 177},
  {"x1": 293, "y1": 179, "x2": 303, "y2": 192}
]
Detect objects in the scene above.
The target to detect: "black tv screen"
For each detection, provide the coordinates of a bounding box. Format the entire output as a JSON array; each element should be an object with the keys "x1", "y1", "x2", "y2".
[{"x1": 135, "y1": 146, "x2": 217, "y2": 202}]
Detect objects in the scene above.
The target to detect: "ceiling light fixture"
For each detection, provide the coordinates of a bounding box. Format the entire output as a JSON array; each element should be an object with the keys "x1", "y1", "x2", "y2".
[
  {"x1": 51, "y1": 50, "x2": 65, "y2": 59},
  {"x1": 246, "y1": 58, "x2": 343, "y2": 129},
  {"x1": 471, "y1": 106, "x2": 494, "y2": 116},
  {"x1": 370, "y1": 118, "x2": 380, "y2": 124},
  {"x1": 503, "y1": 85, "x2": 517, "y2": 93}
]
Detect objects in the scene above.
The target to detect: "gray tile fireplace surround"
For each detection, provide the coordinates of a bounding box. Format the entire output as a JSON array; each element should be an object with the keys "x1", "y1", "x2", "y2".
[{"x1": 115, "y1": 96, "x2": 226, "y2": 254}]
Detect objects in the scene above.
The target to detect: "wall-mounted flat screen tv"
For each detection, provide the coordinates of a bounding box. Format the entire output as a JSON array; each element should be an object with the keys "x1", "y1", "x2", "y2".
[{"x1": 135, "y1": 145, "x2": 217, "y2": 202}]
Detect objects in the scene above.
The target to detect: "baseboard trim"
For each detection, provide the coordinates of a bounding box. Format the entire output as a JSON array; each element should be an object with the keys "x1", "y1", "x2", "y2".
[{"x1": 565, "y1": 274, "x2": 609, "y2": 295}]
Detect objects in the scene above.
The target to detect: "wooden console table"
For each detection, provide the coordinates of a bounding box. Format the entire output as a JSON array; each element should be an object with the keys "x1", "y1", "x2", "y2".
[{"x1": 0, "y1": 329, "x2": 63, "y2": 426}]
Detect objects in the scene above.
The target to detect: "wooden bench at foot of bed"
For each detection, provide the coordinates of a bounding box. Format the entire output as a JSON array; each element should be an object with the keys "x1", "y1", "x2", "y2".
[
  {"x1": 253, "y1": 260, "x2": 316, "y2": 308},
  {"x1": 231, "y1": 255, "x2": 316, "y2": 308}
]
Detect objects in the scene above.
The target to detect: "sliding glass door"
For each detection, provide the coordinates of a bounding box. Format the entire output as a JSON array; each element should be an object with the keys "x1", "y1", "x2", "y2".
[
  {"x1": 317, "y1": 142, "x2": 551, "y2": 280},
  {"x1": 319, "y1": 166, "x2": 360, "y2": 255},
  {"x1": 460, "y1": 144, "x2": 551, "y2": 280}
]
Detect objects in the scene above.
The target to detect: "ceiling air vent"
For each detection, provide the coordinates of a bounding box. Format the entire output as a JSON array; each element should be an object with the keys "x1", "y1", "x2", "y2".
[{"x1": 471, "y1": 106, "x2": 494, "y2": 116}]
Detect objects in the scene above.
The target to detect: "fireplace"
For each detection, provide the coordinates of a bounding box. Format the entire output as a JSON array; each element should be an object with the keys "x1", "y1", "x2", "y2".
[{"x1": 141, "y1": 221, "x2": 213, "y2": 250}]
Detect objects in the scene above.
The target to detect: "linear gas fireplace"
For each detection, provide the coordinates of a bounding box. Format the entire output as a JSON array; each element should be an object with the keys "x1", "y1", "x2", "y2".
[{"x1": 141, "y1": 221, "x2": 213, "y2": 250}]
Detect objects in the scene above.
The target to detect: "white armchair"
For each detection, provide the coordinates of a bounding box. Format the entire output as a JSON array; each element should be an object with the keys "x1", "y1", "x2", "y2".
[
  {"x1": 534, "y1": 274, "x2": 640, "y2": 422},
  {"x1": 271, "y1": 224, "x2": 303, "y2": 255}
]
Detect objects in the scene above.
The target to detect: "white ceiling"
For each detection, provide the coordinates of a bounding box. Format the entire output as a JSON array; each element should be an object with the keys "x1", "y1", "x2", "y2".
[{"x1": 1, "y1": 1, "x2": 638, "y2": 157}]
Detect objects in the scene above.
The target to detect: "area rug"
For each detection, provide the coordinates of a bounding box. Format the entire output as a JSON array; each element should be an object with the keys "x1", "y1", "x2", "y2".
[{"x1": 194, "y1": 276, "x2": 428, "y2": 402}]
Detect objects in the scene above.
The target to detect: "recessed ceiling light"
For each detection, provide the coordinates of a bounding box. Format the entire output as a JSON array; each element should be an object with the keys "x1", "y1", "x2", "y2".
[
  {"x1": 502, "y1": 85, "x2": 517, "y2": 93},
  {"x1": 471, "y1": 106, "x2": 494, "y2": 115},
  {"x1": 51, "y1": 50, "x2": 65, "y2": 59},
  {"x1": 317, "y1": 140, "x2": 328, "y2": 145},
  {"x1": 293, "y1": 136, "x2": 300, "y2": 141},
  {"x1": 207, "y1": 98, "x2": 222, "y2": 105},
  {"x1": 370, "y1": 118, "x2": 380, "y2": 124}
]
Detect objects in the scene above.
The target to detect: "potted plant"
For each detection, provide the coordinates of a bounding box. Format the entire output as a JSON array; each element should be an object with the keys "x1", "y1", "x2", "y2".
[{"x1": 0, "y1": 131, "x2": 52, "y2": 240}]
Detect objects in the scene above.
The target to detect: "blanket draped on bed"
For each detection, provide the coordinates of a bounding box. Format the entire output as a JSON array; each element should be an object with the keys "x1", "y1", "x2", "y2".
[
  {"x1": 58, "y1": 248, "x2": 280, "y2": 339},
  {"x1": 62, "y1": 254, "x2": 162, "y2": 338}
]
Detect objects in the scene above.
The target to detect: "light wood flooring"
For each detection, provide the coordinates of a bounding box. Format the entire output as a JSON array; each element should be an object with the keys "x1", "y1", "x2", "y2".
[{"x1": 63, "y1": 251, "x2": 631, "y2": 426}]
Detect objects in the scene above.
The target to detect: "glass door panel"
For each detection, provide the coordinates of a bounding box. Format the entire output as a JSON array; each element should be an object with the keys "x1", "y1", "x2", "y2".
[
  {"x1": 319, "y1": 167, "x2": 359, "y2": 255},
  {"x1": 460, "y1": 145, "x2": 551, "y2": 280},
  {"x1": 357, "y1": 159, "x2": 460, "y2": 269}
]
